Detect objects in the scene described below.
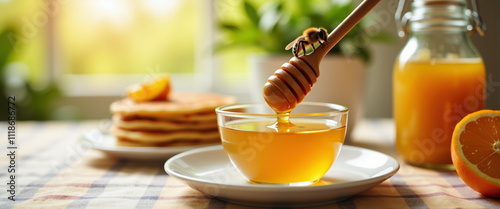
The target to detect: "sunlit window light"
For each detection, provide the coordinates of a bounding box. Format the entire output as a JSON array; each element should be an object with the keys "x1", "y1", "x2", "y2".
[
  {"x1": 85, "y1": 0, "x2": 132, "y2": 27},
  {"x1": 53, "y1": 0, "x2": 209, "y2": 97}
]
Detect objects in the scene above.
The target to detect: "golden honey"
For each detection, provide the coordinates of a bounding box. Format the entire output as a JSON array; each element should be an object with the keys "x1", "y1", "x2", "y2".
[{"x1": 220, "y1": 118, "x2": 345, "y2": 184}]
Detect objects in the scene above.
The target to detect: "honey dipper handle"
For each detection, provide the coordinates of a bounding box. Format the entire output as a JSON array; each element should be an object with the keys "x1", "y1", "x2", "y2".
[{"x1": 301, "y1": 0, "x2": 381, "y2": 66}]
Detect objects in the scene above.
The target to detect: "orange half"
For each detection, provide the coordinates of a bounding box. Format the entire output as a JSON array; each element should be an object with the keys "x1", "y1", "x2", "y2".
[
  {"x1": 451, "y1": 109, "x2": 500, "y2": 198},
  {"x1": 126, "y1": 74, "x2": 171, "y2": 102}
]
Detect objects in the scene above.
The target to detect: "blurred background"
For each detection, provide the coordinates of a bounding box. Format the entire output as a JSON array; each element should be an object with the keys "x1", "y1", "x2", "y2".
[{"x1": 0, "y1": 0, "x2": 498, "y2": 121}]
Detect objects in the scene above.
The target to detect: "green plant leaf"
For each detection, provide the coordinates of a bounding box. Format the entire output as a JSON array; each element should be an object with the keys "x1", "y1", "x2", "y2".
[
  {"x1": 220, "y1": 23, "x2": 240, "y2": 32},
  {"x1": 258, "y1": 2, "x2": 282, "y2": 33},
  {"x1": 297, "y1": 0, "x2": 310, "y2": 16},
  {"x1": 244, "y1": 0, "x2": 260, "y2": 26},
  {"x1": 214, "y1": 0, "x2": 394, "y2": 62},
  {"x1": 325, "y1": 3, "x2": 352, "y2": 27},
  {"x1": 0, "y1": 29, "x2": 16, "y2": 68}
]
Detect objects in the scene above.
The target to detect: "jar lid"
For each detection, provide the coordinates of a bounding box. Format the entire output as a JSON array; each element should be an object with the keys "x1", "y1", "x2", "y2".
[
  {"x1": 395, "y1": 0, "x2": 485, "y2": 37},
  {"x1": 413, "y1": 0, "x2": 466, "y2": 6},
  {"x1": 411, "y1": 0, "x2": 468, "y2": 29}
]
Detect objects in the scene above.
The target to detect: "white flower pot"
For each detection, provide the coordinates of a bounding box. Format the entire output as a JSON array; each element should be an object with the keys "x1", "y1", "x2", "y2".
[{"x1": 249, "y1": 54, "x2": 366, "y2": 139}]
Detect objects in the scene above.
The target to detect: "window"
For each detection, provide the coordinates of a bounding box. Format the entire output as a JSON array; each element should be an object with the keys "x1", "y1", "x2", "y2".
[
  {"x1": 0, "y1": 0, "x2": 254, "y2": 119},
  {"x1": 55, "y1": 0, "x2": 216, "y2": 96}
]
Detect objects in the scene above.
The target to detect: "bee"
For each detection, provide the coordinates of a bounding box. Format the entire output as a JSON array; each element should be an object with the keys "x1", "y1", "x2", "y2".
[{"x1": 285, "y1": 27, "x2": 328, "y2": 57}]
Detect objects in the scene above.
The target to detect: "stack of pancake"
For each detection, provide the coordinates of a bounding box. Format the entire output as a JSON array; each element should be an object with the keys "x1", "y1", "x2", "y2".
[{"x1": 109, "y1": 92, "x2": 237, "y2": 147}]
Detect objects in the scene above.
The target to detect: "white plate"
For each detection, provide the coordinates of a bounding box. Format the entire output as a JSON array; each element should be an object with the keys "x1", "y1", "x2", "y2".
[
  {"x1": 81, "y1": 129, "x2": 217, "y2": 160},
  {"x1": 165, "y1": 145, "x2": 400, "y2": 207}
]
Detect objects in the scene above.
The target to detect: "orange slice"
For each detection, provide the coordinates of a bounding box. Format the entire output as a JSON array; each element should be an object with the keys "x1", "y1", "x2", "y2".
[
  {"x1": 451, "y1": 109, "x2": 500, "y2": 198},
  {"x1": 126, "y1": 74, "x2": 171, "y2": 102}
]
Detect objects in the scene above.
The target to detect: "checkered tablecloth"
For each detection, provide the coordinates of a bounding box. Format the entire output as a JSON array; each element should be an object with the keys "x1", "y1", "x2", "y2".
[{"x1": 1, "y1": 120, "x2": 499, "y2": 208}]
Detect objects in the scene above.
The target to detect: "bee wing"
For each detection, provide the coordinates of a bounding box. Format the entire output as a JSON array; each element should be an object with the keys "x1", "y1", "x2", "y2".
[{"x1": 285, "y1": 36, "x2": 303, "y2": 50}]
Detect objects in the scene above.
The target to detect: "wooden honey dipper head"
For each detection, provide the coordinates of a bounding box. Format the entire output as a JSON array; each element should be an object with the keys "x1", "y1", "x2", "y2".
[
  {"x1": 263, "y1": 56, "x2": 319, "y2": 113},
  {"x1": 262, "y1": 0, "x2": 381, "y2": 113}
]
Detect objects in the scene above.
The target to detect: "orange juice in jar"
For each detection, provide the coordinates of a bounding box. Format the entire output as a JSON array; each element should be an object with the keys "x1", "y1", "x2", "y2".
[
  {"x1": 393, "y1": 0, "x2": 486, "y2": 169},
  {"x1": 393, "y1": 59, "x2": 485, "y2": 167}
]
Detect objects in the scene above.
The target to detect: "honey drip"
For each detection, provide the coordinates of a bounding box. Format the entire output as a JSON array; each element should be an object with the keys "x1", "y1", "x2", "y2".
[{"x1": 269, "y1": 112, "x2": 295, "y2": 132}]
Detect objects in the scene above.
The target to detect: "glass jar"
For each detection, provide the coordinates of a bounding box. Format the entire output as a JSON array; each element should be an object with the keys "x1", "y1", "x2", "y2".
[{"x1": 393, "y1": 0, "x2": 486, "y2": 169}]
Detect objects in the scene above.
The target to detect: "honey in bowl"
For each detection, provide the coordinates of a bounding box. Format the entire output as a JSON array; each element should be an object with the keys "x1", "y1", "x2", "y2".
[{"x1": 216, "y1": 103, "x2": 348, "y2": 185}]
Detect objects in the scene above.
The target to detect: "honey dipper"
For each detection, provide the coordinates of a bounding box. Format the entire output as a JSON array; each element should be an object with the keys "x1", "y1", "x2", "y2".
[{"x1": 263, "y1": 0, "x2": 381, "y2": 113}]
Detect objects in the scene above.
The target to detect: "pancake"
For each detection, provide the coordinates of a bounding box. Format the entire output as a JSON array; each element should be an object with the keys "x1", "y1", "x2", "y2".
[
  {"x1": 110, "y1": 92, "x2": 237, "y2": 117},
  {"x1": 118, "y1": 111, "x2": 218, "y2": 122},
  {"x1": 115, "y1": 137, "x2": 219, "y2": 147},
  {"x1": 109, "y1": 125, "x2": 221, "y2": 144},
  {"x1": 112, "y1": 114, "x2": 218, "y2": 131},
  {"x1": 109, "y1": 92, "x2": 236, "y2": 147}
]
